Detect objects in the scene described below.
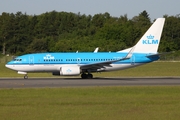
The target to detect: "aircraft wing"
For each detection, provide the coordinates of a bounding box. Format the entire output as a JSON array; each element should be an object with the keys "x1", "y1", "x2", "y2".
[{"x1": 80, "y1": 47, "x2": 135, "y2": 70}]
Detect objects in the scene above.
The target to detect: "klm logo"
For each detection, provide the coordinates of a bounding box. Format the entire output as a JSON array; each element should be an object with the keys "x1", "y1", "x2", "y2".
[
  {"x1": 66, "y1": 69, "x2": 72, "y2": 73},
  {"x1": 44, "y1": 54, "x2": 55, "y2": 59},
  {"x1": 142, "y1": 35, "x2": 159, "y2": 44}
]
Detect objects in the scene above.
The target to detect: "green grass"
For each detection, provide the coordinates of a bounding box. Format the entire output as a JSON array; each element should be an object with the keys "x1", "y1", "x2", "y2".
[
  {"x1": 0, "y1": 86, "x2": 180, "y2": 120},
  {"x1": 0, "y1": 62, "x2": 180, "y2": 78},
  {"x1": 1, "y1": 62, "x2": 180, "y2": 119}
]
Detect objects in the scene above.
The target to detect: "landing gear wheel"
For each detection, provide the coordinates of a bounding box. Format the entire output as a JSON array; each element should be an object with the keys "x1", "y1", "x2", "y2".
[
  {"x1": 81, "y1": 73, "x2": 93, "y2": 79},
  {"x1": 81, "y1": 73, "x2": 87, "y2": 79},
  {"x1": 87, "y1": 74, "x2": 93, "y2": 79},
  {"x1": 24, "y1": 75, "x2": 28, "y2": 79}
]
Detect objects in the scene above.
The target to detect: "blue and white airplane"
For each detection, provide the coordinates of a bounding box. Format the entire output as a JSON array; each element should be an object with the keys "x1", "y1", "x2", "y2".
[{"x1": 6, "y1": 18, "x2": 165, "y2": 79}]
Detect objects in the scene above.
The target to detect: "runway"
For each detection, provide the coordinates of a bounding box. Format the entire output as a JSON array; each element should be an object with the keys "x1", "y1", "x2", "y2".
[{"x1": 0, "y1": 77, "x2": 180, "y2": 88}]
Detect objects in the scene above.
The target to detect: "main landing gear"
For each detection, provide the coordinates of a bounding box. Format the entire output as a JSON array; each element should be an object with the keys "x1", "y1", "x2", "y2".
[{"x1": 81, "y1": 73, "x2": 93, "y2": 79}]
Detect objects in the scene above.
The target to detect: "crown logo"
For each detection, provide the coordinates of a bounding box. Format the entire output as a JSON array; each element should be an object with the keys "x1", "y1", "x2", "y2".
[
  {"x1": 66, "y1": 69, "x2": 72, "y2": 73},
  {"x1": 147, "y1": 35, "x2": 154, "y2": 39},
  {"x1": 44, "y1": 54, "x2": 55, "y2": 59}
]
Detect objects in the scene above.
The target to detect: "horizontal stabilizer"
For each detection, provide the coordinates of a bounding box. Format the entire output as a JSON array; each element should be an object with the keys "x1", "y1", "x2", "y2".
[{"x1": 146, "y1": 52, "x2": 173, "y2": 58}]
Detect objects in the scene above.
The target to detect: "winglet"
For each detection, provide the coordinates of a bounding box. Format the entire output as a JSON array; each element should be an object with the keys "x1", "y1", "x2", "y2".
[
  {"x1": 125, "y1": 46, "x2": 135, "y2": 59},
  {"x1": 94, "y1": 47, "x2": 99, "y2": 53},
  {"x1": 117, "y1": 46, "x2": 135, "y2": 61}
]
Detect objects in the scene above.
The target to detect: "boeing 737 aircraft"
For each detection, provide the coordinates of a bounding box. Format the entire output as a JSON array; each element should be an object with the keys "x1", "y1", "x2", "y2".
[{"x1": 6, "y1": 18, "x2": 165, "y2": 79}]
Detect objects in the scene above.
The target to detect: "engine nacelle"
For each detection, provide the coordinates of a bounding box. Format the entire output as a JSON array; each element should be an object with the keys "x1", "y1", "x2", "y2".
[{"x1": 52, "y1": 66, "x2": 80, "y2": 76}]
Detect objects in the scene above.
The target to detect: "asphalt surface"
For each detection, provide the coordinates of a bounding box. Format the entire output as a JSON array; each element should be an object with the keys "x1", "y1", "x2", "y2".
[{"x1": 0, "y1": 77, "x2": 180, "y2": 88}]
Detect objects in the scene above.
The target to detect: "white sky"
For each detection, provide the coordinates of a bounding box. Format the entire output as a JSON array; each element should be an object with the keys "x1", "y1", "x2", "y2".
[{"x1": 0, "y1": 0, "x2": 179, "y2": 20}]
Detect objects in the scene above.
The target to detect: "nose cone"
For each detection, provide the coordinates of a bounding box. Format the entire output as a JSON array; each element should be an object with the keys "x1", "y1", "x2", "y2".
[
  {"x1": 5, "y1": 64, "x2": 11, "y2": 69},
  {"x1": 5, "y1": 62, "x2": 14, "y2": 70},
  {"x1": 5, "y1": 64, "x2": 8, "y2": 68}
]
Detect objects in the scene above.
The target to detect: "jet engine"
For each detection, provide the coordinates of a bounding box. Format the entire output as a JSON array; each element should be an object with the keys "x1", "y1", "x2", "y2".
[{"x1": 52, "y1": 66, "x2": 80, "y2": 76}]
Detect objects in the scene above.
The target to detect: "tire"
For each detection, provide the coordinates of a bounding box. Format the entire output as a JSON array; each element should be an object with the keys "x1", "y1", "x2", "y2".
[{"x1": 24, "y1": 75, "x2": 28, "y2": 79}]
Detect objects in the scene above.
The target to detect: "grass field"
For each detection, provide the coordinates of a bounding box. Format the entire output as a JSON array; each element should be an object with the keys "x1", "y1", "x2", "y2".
[
  {"x1": 0, "y1": 62, "x2": 180, "y2": 78},
  {"x1": 0, "y1": 86, "x2": 180, "y2": 120},
  {"x1": 0, "y1": 62, "x2": 180, "y2": 120}
]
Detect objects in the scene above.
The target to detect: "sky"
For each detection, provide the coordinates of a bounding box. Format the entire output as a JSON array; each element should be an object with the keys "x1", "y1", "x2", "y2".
[{"x1": 0, "y1": 0, "x2": 179, "y2": 20}]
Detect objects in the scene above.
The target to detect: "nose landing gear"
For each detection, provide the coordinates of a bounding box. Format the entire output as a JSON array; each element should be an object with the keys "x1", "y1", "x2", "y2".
[
  {"x1": 24, "y1": 75, "x2": 28, "y2": 79},
  {"x1": 17, "y1": 71, "x2": 28, "y2": 79}
]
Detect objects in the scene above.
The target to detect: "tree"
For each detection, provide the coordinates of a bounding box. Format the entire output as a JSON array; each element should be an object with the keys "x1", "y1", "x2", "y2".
[
  {"x1": 7, "y1": 12, "x2": 31, "y2": 54},
  {"x1": 159, "y1": 16, "x2": 180, "y2": 52},
  {"x1": 131, "y1": 10, "x2": 151, "y2": 43},
  {"x1": 26, "y1": 38, "x2": 48, "y2": 53},
  {"x1": 0, "y1": 10, "x2": 180, "y2": 55},
  {"x1": 0, "y1": 12, "x2": 15, "y2": 54}
]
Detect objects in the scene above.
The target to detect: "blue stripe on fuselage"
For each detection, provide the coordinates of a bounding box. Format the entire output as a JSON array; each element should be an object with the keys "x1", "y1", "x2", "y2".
[{"x1": 6, "y1": 52, "x2": 159, "y2": 65}]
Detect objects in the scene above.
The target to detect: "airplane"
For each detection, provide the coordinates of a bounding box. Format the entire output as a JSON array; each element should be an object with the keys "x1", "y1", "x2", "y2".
[{"x1": 5, "y1": 18, "x2": 165, "y2": 79}]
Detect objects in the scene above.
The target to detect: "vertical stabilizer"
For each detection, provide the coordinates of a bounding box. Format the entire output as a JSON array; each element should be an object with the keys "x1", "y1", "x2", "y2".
[{"x1": 133, "y1": 18, "x2": 165, "y2": 53}]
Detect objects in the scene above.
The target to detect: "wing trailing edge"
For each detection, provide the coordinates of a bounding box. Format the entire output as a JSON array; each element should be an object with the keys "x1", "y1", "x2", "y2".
[{"x1": 80, "y1": 47, "x2": 134, "y2": 70}]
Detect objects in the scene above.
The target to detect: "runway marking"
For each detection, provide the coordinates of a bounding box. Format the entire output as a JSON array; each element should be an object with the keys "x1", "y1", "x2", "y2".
[{"x1": 1, "y1": 82, "x2": 25, "y2": 86}]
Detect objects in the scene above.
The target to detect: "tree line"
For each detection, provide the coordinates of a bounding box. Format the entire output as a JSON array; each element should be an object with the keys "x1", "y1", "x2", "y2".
[{"x1": 0, "y1": 10, "x2": 180, "y2": 55}]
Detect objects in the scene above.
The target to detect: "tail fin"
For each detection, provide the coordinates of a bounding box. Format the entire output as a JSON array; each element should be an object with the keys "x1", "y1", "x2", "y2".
[{"x1": 133, "y1": 18, "x2": 165, "y2": 53}]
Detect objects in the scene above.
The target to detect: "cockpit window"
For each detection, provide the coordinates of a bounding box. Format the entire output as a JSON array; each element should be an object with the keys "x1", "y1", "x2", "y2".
[{"x1": 13, "y1": 59, "x2": 22, "y2": 61}]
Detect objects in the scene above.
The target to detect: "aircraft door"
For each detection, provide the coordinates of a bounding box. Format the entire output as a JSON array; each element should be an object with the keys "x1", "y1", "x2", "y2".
[
  {"x1": 77, "y1": 58, "x2": 81, "y2": 64},
  {"x1": 29, "y1": 56, "x2": 34, "y2": 65},
  {"x1": 131, "y1": 55, "x2": 135, "y2": 65}
]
